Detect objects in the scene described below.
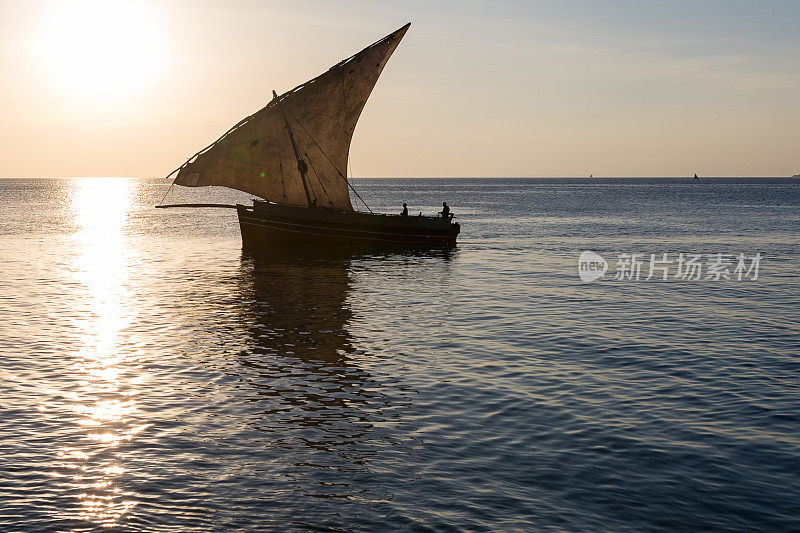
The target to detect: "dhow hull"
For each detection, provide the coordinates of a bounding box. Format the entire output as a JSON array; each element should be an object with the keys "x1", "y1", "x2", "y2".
[{"x1": 237, "y1": 201, "x2": 460, "y2": 248}]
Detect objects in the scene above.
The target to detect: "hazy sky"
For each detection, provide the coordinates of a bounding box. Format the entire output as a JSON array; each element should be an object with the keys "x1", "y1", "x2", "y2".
[{"x1": 1, "y1": 0, "x2": 799, "y2": 177}]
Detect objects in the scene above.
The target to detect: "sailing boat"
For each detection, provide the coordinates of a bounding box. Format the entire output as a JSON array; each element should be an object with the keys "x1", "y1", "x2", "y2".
[{"x1": 159, "y1": 23, "x2": 460, "y2": 248}]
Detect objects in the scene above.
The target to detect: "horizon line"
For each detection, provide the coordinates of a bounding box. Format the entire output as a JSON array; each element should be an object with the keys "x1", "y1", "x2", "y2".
[{"x1": 1, "y1": 175, "x2": 797, "y2": 180}]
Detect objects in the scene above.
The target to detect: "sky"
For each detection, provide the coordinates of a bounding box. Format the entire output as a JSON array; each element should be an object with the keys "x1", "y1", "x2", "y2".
[{"x1": 1, "y1": 0, "x2": 799, "y2": 178}]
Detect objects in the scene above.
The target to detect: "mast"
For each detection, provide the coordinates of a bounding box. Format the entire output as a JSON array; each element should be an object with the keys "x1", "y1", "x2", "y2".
[{"x1": 273, "y1": 90, "x2": 313, "y2": 207}]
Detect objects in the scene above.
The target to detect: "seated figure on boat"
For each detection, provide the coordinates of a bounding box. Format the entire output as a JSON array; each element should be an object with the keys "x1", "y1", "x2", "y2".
[
  {"x1": 401, "y1": 203, "x2": 408, "y2": 216},
  {"x1": 439, "y1": 202, "x2": 452, "y2": 220}
]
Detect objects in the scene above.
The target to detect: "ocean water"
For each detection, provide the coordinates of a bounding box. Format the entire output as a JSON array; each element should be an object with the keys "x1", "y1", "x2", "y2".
[{"x1": 0, "y1": 177, "x2": 799, "y2": 531}]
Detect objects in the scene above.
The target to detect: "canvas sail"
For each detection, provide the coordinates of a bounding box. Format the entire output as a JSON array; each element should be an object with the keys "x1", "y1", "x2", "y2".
[{"x1": 172, "y1": 23, "x2": 410, "y2": 211}]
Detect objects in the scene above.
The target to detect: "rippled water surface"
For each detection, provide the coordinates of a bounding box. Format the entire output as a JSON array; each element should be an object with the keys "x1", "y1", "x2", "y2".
[{"x1": 1, "y1": 177, "x2": 799, "y2": 531}]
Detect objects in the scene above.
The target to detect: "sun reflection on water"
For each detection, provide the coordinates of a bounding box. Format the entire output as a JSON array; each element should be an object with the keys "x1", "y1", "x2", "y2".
[{"x1": 54, "y1": 178, "x2": 142, "y2": 527}]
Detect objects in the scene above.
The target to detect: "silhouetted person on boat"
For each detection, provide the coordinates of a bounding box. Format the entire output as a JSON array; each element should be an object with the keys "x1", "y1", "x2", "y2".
[
  {"x1": 439, "y1": 202, "x2": 451, "y2": 220},
  {"x1": 401, "y1": 203, "x2": 408, "y2": 216}
]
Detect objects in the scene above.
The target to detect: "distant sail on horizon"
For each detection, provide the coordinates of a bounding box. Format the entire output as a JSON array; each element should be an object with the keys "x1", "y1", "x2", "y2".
[{"x1": 172, "y1": 24, "x2": 410, "y2": 211}]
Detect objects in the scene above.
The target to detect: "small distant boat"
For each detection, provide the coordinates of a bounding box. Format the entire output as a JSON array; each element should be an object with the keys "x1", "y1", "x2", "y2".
[
  {"x1": 693, "y1": 173, "x2": 699, "y2": 180},
  {"x1": 793, "y1": 173, "x2": 800, "y2": 178},
  {"x1": 589, "y1": 174, "x2": 593, "y2": 178},
  {"x1": 158, "y1": 23, "x2": 460, "y2": 248}
]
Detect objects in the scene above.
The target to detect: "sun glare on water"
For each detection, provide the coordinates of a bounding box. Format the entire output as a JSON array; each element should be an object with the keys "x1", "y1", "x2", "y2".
[
  {"x1": 37, "y1": 0, "x2": 162, "y2": 101},
  {"x1": 54, "y1": 178, "x2": 142, "y2": 527}
]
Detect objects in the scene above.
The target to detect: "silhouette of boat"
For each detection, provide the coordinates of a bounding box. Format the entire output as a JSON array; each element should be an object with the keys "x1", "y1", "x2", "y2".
[{"x1": 159, "y1": 24, "x2": 459, "y2": 248}]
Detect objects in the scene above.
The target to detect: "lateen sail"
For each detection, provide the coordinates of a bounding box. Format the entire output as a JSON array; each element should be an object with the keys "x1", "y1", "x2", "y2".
[{"x1": 173, "y1": 23, "x2": 410, "y2": 211}]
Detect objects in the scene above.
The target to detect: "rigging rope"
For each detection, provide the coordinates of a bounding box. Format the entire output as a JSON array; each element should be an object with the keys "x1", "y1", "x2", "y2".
[
  {"x1": 301, "y1": 144, "x2": 334, "y2": 207},
  {"x1": 158, "y1": 182, "x2": 175, "y2": 206},
  {"x1": 285, "y1": 107, "x2": 373, "y2": 213}
]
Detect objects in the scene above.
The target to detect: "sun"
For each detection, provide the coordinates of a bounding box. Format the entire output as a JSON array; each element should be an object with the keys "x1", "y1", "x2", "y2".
[{"x1": 36, "y1": 0, "x2": 161, "y2": 100}]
